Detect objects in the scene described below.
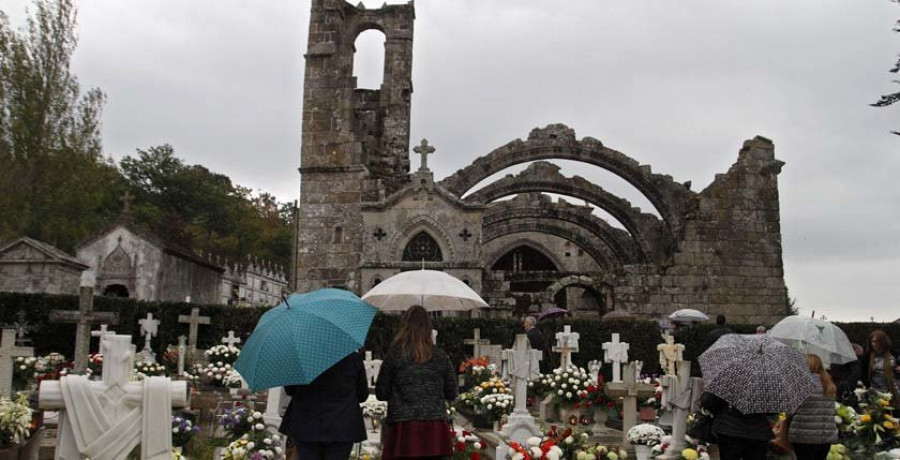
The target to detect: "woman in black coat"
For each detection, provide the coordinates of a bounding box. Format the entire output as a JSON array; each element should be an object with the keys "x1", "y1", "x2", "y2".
[
  {"x1": 700, "y1": 392, "x2": 773, "y2": 460},
  {"x1": 279, "y1": 352, "x2": 369, "y2": 460}
]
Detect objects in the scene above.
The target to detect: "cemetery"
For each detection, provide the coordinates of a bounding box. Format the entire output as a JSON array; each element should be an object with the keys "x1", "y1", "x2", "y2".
[{"x1": 1, "y1": 0, "x2": 899, "y2": 459}]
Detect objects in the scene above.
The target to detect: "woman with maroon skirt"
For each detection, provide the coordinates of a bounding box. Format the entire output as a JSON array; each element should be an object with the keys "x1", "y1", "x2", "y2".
[{"x1": 376, "y1": 305, "x2": 458, "y2": 460}]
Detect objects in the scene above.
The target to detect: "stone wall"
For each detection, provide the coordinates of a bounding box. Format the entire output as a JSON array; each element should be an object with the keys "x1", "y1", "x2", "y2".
[{"x1": 77, "y1": 226, "x2": 161, "y2": 300}]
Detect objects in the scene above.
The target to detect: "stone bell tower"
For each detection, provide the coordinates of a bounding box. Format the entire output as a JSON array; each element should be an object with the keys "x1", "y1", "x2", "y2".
[{"x1": 295, "y1": 0, "x2": 415, "y2": 293}]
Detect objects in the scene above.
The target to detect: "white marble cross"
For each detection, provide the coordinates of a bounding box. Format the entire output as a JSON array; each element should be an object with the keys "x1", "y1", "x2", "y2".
[
  {"x1": 552, "y1": 325, "x2": 580, "y2": 370},
  {"x1": 363, "y1": 351, "x2": 382, "y2": 389},
  {"x1": 139, "y1": 313, "x2": 160, "y2": 352},
  {"x1": 0, "y1": 328, "x2": 34, "y2": 398},
  {"x1": 177, "y1": 335, "x2": 187, "y2": 377},
  {"x1": 602, "y1": 333, "x2": 629, "y2": 383},
  {"x1": 90, "y1": 325, "x2": 116, "y2": 354},
  {"x1": 464, "y1": 328, "x2": 491, "y2": 359},
  {"x1": 39, "y1": 335, "x2": 188, "y2": 460},
  {"x1": 178, "y1": 308, "x2": 210, "y2": 355},
  {"x1": 222, "y1": 331, "x2": 242, "y2": 348}
]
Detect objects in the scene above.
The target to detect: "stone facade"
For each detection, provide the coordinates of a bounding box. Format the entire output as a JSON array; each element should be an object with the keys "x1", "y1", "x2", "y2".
[
  {"x1": 294, "y1": 1, "x2": 789, "y2": 324},
  {"x1": 0, "y1": 237, "x2": 88, "y2": 295},
  {"x1": 221, "y1": 259, "x2": 289, "y2": 307}
]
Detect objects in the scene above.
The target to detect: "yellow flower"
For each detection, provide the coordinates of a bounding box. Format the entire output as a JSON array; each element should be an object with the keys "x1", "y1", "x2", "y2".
[
  {"x1": 884, "y1": 421, "x2": 895, "y2": 429},
  {"x1": 879, "y1": 399, "x2": 890, "y2": 407},
  {"x1": 362, "y1": 455, "x2": 371, "y2": 460},
  {"x1": 681, "y1": 448, "x2": 698, "y2": 460},
  {"x1": 860, "y1": 414, "x2": 872, "y2": 423}
]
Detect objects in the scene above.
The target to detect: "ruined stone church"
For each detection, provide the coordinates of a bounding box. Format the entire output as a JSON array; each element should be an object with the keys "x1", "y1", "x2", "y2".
[{"x1": 294, "y1": 0, "x2": 789, "y2": 324}]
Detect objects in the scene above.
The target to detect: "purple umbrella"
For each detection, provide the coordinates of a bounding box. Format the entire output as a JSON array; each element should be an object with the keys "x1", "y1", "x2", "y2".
[{"x1": 538, "y1": 307, "x2": 569, "y2": 321}]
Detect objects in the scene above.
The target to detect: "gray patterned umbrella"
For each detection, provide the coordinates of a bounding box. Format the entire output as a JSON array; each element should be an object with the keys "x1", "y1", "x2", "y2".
[{"x1": 699, "y1": 334, "x2": 814, "y2": 414}]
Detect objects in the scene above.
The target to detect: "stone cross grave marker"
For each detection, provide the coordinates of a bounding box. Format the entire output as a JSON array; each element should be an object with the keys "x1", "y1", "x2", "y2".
[
  {"x1": 602, "y1": 333, "x2": 629, "y2": 382},
  {"x1": 363, "y1": 351, "x2": 382, "y2": 389},
  {"x1": 49, "y1": 287, "x2": 119, "y2": 373},
  {"x1": 553, "y1": 325, "x2": 580, "y2": 370},
  {"x1": 177, "y1": 335, "x2": 187, "y2": 377},
  {"x1": 464, "y1": 328, "x2": 491, "y2": 359},
  {"x1": 658, "y1": 361, "x2": 703, "y2": 459},
  {"x1": 138, "y1": 313, "x2": 160, "y2": 363},
  {"x1": 657, "y1": 333, "x2": 685, "y2": 376},
  {"x1": 502, "y1": 334, "x2": 543, "y2": 445},
  {"x1": 222, "y1": 331, "x2": 242, "y2": 347},
  {"x1": 0, "y1": 328, "x2": 34, "y2": 398},
  {"x1": 13, "y1": 310, "x2": 35, "y2": 346},
  {"x1": 39, "y1": 334, "x2": 188, "y2": 459},
  {"x1": 178, "y1": 307, "x2": 210, "y2": 357},
  {"x1": 604, "y1": 361, "x2": 656, "y2": 446},
  {"x1": 90, "y1": 325, "x2": 116, "y2": 353}
]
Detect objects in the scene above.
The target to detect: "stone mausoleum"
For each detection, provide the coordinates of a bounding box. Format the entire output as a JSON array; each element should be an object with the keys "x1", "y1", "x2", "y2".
[{"x1": 294, "y1": 0, "x2": 789, "y2": 324}]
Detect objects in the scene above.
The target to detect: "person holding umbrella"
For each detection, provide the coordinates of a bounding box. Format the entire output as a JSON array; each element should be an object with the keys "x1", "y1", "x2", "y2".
[
  {"x1": 787, "y1": 354, "x2": 838, "y2": 460},
  {"x1": 376, "y1": 305, "x2": 458, "y2": 460}
]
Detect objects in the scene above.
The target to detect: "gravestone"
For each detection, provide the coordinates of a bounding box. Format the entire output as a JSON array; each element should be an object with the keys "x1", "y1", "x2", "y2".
[
  {"x1": 13, "y1": 310, "x2": 35, "y2": 346},
  {"x1": 552, "y1": 325, "x2": 580, "y2": 370},
  {"x1": 482, "y1": 345, "x2": 504, "y2": 369},
  {"x1": 137, "y1": 313, "x2": 160, "y2": 363},
  {"x1": 605, "y1": 361, "x2": 656, "y2": 446},
  {"x1": 657, "y1": 361, "x2": 703, "y2": 460},
  {"x1": 0, "y1": 328, "x2": 34, "y2": 398},
  {"x1": 90, "y1": 325, "x2": 116, "y2": 354},
  {"x1": 178, "y1": 308, "x2": 210, "y2": 359},
  {"x1": 363, "y1": 351, "x2": 382, "y2": 389},
  {"x1": 464, "y1": 328, "x2": 491, "y2": 359},
  {"x1": 602, "y1": 333, "x2": 629, "y2": 382},
  {"x1": 39, "y1": 335, "x2": 188, "y2": 459},
  {"x1": 657, "y1": 333, "x2": 685, "y2": 376},
  {"x1": 49, "y1": 287, "x2": 119, "y2": 373},
  {"x1": 221, "y1": 331, "x2": 242, "y2": 348},
  {"x1": 431, "y1": 329, "x2": 438, "y2": 345},
  {"x1": 501, "y1": 334, "x2": 542, "y2": 446},
  {"x1": 177, "y1": 336, "x2": 187, "y2": 377}
]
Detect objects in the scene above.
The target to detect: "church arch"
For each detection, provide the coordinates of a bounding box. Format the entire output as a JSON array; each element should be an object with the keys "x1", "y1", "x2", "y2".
[
  {"x1": 402, "y1": 232, "x2": 443, "y2": 262},
  {"x1": 352, "y1": 29, "x2": 386, "y2": 90},
  {"x1": 482, "y1": 220, "x2": 621, "y2": 270},
  {"x1": 485, "y1": 239, "x2": 563, "y2": 273},
  {"x1": 390, "y1": 216, "x2": 456, "y2": 262},
  {"x1": 545, "y1": 275, "x2": 614, "y2": 316},
  {"x1": 441, "y1": 124, "x2": 695, "y2": 238},
  {"x1": 101, "y1": 284, "x2": 130, "y2": 298}
]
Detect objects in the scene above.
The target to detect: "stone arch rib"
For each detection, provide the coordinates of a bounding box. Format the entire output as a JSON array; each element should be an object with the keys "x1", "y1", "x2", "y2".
[
  {"x1": 484, "y1": 238, "x2": 565, "y2": 272},
  {"x1": 441, "y1": 124, "x2": 695, "y2": 239},
  {"x1": 482, "y1": 220, "x2": 622, "y2": 271}
]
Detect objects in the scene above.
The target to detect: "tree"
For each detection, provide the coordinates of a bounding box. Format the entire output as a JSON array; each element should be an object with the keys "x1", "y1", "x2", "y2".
[
  {"x1": 0, "y1": 0, "x2": 120, "y2": 250},
  {"x1": 872, "y1": 0, "x2": 900, "y2": 136}
]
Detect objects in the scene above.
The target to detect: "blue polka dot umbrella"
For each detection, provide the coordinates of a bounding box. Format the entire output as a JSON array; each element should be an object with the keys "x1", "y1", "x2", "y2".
[{"x1": 234, "y1": 288, "x2": 377, "y2": 392}]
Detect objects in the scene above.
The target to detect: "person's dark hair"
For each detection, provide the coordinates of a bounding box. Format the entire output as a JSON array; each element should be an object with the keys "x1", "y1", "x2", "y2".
[
  {"x1": 716, "y1": 315, "x2": 726, "y2": 326},
  {"x1": 867, "y1": 330, "x2": 893, "y2": 355},
  {"x1": 393, "y1": 305, "x2": 434, "y2": 364}
]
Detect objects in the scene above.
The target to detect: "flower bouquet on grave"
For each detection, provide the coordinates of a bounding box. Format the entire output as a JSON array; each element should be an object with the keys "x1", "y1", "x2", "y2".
[
  {"x1": 87, "y1": 353, "x2": 103, "y2": 376},
  {"x1": 547, "y1": 367, "x2": 594, "y2": 409},
  {"x1": 507, "y1": 437, "x2": 564, "y2": 460},
  {"x1": 135, "y1": 361, "x2": 167, "y2": 378},
  {"x1": 626, "y1": 423, "x2": 664, "y2": 446},
  {"x1": 873, "y1": 447, "x2": 900, "y2": 459},
  {"x1": 825, "y1": 443, "x2": 852, "y2": 460},
  {"x1": 33, "y1": 353, "x2": 68, "y2": 383},
  {"x1": 221, "y1": 422, "x2": 284, "y2": 460},
  {"x1": 198, "y1": 361, "x2": 236, "y2": 388},
  {"x1": 224, "y1": 370, "x2": 245, "y2": 390},
  {"x1": 12, "y1": 357, "x2": 37, "y2": 391},
  {"x1": 479, "y1": 393, "x2": 514, "y2": 423},
  {"x1": 206, "y1": 345, "x2": 241, "y2": 366},
  {"x1": 835, "y1": 402, "x2": 859, "y2": 436},
  {"x1": 573, "y1": 443, "x2": 629, "y2": 460},
  {"x1": 852, "y1": 390, "x2": 900, "y2": 453},
  {"x1": 219, "y1": 406, "x2": 260, "y2": 441},
  {"x1": 162, "y1": 345, "x2": 193, "y2": 375},
  {"x1": 452, "y1": 428, "x2": 487, "y2": 460},
  {"x1": 0, "y1": 394, "x2": 34, "y2": 449},
  {"x1": 171, "y1": 413, "x2": 200, "y2": 448},
  {"x1": 650, "y1": 434, "x2": 711, "y2": 460},
  {"x1": 543, "y1": 425, "x2": 591, "y2": 460},
  {"x1": 459, "y1": 358, "x2": 495, "y2": 390}
]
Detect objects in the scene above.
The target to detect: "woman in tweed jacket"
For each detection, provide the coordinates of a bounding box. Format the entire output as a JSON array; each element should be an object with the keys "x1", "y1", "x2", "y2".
[
  {"x1": 376, "y1": 305, "x2": 458, "y2": 460},
  {"x1": 788, "y1": 354, "x2": 838, "y2": 460}
]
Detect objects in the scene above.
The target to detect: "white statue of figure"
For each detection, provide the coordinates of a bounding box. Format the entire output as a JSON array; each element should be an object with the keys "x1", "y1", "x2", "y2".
[{"x1": 657, "y1": 333, "x2": 684, "y2": 376}]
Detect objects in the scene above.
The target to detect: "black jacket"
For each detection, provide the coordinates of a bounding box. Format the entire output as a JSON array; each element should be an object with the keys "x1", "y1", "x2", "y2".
[
  {"x1": 702, "y1": 327, "x2": 733, "y2": 351},
  {"x1": 279, "y1": 352, "x2": 368, "y2": 443},
  {"x1": 375, "y1": 347, "x2": 457, "y2": 424},
  {"x1": 526, "y1": 327, "x2": 551, "y2": 373},
  {"x1": 700, "y1": 392, "x2": 774, "y2": 442}
]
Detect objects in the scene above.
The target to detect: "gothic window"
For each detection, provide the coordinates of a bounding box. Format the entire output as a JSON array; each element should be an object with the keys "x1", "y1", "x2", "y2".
[{"x1": 402, "y1": 232, "x2": 443, "y2": 262}]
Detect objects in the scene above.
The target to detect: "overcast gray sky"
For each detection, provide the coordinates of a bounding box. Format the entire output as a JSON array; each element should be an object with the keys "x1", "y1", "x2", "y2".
[{"x1": 5, "y1": 0, "x2": 899, "y2": 322}]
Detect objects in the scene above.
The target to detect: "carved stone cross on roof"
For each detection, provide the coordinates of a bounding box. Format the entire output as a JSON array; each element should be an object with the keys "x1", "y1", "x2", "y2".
[
  {"x1": 49, "y1": 287, "x2": 119, "y2": 373},
  {"x1": 413, "y1": 138, "x2": 435, "y2": 172},
  {"x1": 0, "y1": 328, "x2": 34, "y2": 398},
  {"x1": 222, "y1": 330, "x2": 242, "y2": 348},
  {"x1": 552, "y1": 325, "x2": 580, "y2": 370},
  {"x1": 120, "y1": 190, "x2": 135, "y2": 215},
  {"x1": 464, "y1": 328, "x2": 491, "y2": 359}
]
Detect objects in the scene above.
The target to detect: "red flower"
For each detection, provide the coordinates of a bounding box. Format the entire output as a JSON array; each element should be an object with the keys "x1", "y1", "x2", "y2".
[
  {"x1": 470, "y1": 453, "x2": 481, "y2": 460},
  {"x1": 585, "y1": 402, "x2": 592, "y2": 407},
  {"x1": 455, "y1": 442, "x2": 466, "y2": 451}
]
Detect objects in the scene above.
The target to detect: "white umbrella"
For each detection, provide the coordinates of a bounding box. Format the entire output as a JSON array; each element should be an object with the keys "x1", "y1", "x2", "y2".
[
  {"x1": 362, "y1": 270, "x2": 489, "y2": 312},
  {"x1": 769, "y1": 315, "x2": 857, "y2": 368},
  {"x1": 668, "y1": 309, "x2": 709, "y2": 323}
]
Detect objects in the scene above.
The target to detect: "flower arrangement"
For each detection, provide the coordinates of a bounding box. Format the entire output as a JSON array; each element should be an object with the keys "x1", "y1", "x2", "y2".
[
  {"x1": 197, "y1": 361, "x2": 237, "y2": 387},
  {"x1": 172, "y1": 449, "x2": 185, "y2": 460},
  {"x1": 206, "y1": 345, "x2": 241, "y2": 366},
  {"x1": 222, "y1": 431, "x2": 284, "y2": 460},
  {"x1": 171, "y1": 414, "x2": 200, "y2": 448},
  {"x1": 546, "y1": 367, "x2": 594, "y2": 408},
  {"x1": 873, "y1": 448, "x2": 900, "y2": 459},
  {"x1": 456, "y1": 376, "x2": 512, "y2": 421},
  {"x1": 459, "y1": 358, "x2": 496, "y2": 390},
  {"x1": 650, "y1": 435, "x2": 710, "y2": 460},
  {"x1": 361, "y1": 394, "x2": 388, "y2": 419},
  {"x1": 626, "y1": 423, "x2": 665, "y2": 446},
  {"x1": 826, "y1": 443, "x2": 852, "y2": 460},
  {"x1": 135, "y1": 361, "x2": 167, "y2": 378},
  {"x1": 87, "y1": 353, "x2": 103, "y2": 376},
  {"x1": 573, "y1": 444, "x2": 628, "y2": 460},
  {"x1": 835, "y1": 402, "x2": 859, "y2": 434},
  {"x1": 507, "y1": 437, "x2": 564, "y2": 460},
  {"x1": 639, "y1": 378, "x2": 662, "y2": 411},
  {"x1": 854, "y1": 390, "x2": 899, "y2": 448},
  {"x1": 452, "y1": 429, "x2": 486, "y2": 460},
  {"x1": 12, "y1": 356, "x2": 37, "y2": 390},
  {"x1": 479, "y1": 393, "x2": 514, "y2": 420},
  {"x1": 0, "y1": 394, "x2": 34, "y2": 448},
  {"x1": 224, "y1": 369, "x2": 246, "y2": 389},
  {"x1": 32, "y1": 353, "x2": 69, "y2": 382},
  {"x1": 219, "y1": 406, "x2": 258, "y2": 440},
  {"x1": 543, "y1": 425, "x2": 591, "y2": 460},
  {"x1": 162, "y1": 345, "x2": 194, "y2": 375}
]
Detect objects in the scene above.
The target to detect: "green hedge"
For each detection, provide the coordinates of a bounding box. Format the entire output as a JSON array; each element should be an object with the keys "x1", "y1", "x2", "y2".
[{"x1": 3, "y1": 293, "x2": 899, "y2": 379}]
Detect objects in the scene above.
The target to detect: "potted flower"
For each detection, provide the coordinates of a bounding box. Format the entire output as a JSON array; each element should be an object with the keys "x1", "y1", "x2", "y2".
[
  {"x1": 11, "y1": 357, "x2": 37, "y2": 392},
  {"x1": 171, "y1": 413, "x2": 199, "y2": 457},
  {"x1": 574, "y1": 443, "x2": 629, "y2": 460},
  {"x1": 0, "y1": 394, "x2": 36, "y2": 460},
  {"x1": 625, "y1": 423, "x2": 664, "y2": 460},
  {"x1": 547, "y1": 367, "x2": 594, "y2": 424},
  {"x1": 542, "y1": 425, "x2": 590, "y2": 460},
  {"x1": 135, "y1": 361, "x2": 167, "y2": 378},
  {"x1": 459, "y1": 357, "x2": 494, "y2": 390},
  {"x1": 221, "y1": 424, "x2": 284, "y2": 460},
  {"x1": 452, "y1": 429, "x2": 486, "y2": 460},
  {"x1": 479, "y1": 393, "x2": 514, "y2": 430},
  {"x1": 507, "y1": 437, "x2": 564, "y2": 460}
]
